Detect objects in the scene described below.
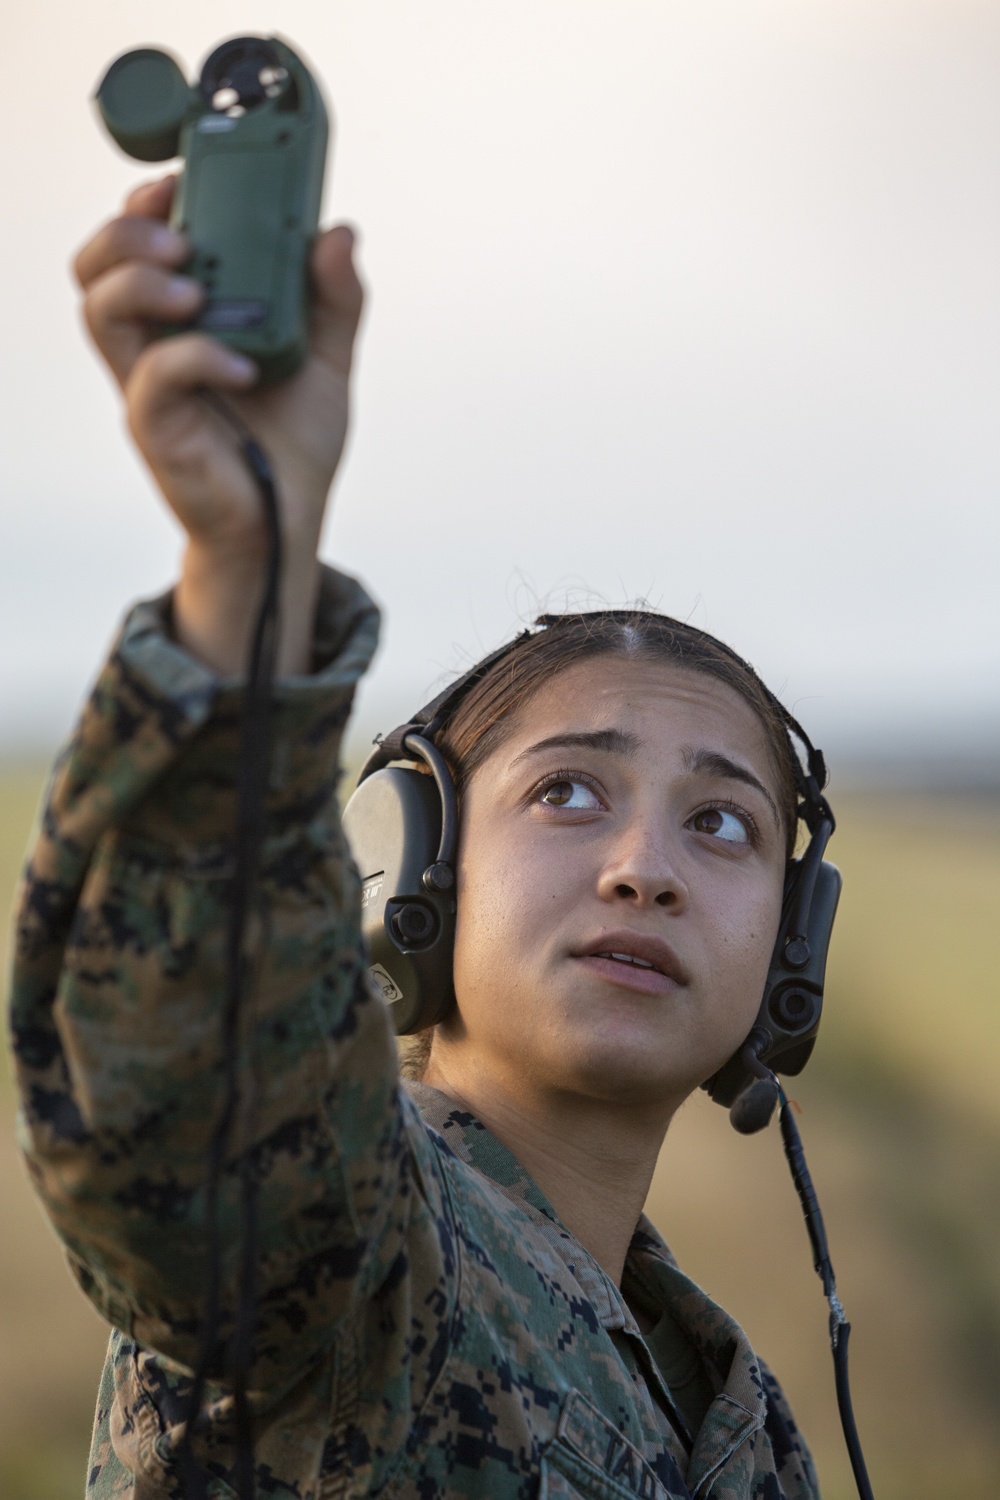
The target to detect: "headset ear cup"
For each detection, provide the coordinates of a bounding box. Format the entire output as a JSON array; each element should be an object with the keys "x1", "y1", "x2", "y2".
[
  {"x1": 342, "y1": 766, "x2": 457, "y2": 1034},
  {"x1": 703, "y1": 859, "x2": 842, "y2": 1121}
]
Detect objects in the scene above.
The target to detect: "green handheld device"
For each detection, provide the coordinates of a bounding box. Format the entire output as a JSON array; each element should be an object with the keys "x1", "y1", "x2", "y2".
[{"x1": 96, "y1": 36, "x2": 329, "y2": 383}]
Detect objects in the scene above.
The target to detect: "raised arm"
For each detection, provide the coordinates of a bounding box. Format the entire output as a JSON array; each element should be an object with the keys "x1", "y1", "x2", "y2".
[{"x1": 8, "y1": 183, "x2": 433, "y2": 1392}]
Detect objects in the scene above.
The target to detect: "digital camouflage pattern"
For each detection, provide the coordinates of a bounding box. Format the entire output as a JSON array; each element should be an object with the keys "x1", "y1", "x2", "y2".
[{"x1": 9, "y1": 567, "x2": 821, "y2": 1499}]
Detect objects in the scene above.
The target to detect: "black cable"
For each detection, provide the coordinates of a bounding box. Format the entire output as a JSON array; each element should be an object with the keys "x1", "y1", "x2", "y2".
[
  {"x1": 177, "y1": 391, "x2": 283, "y2": 1500},
  {"x1": 778, "y1": 1087, "x2": 875, "y2": 1500}
]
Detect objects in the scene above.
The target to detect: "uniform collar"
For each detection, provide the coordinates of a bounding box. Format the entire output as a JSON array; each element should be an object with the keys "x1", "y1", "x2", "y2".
[
  {"x1": 407, "y1": 1081, "x2": 768, "y2": 1486},
  {"x1": 406, "y1": 1081, "x2": 766, "y2": 1484},
  {"x1": 623, "y1": 1240, "x2": 769, "y2": 1489},
  {"x1": 406, "y1": 1081, "x2": 770, "y2": 1415},
  {"x1": 407, "y1": 1079, "x2": 634, "y2": 1327}
]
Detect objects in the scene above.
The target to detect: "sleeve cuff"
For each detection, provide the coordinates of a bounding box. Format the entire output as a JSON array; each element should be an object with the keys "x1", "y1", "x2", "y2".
[{"x1": 50, "y1": 564, "x2": 380, "y2": 855}]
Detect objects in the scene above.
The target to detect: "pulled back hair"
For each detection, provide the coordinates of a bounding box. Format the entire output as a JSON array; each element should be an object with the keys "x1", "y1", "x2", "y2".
[{"x1": 398, "y1": 609, "x2": 807, "y2": 1081}]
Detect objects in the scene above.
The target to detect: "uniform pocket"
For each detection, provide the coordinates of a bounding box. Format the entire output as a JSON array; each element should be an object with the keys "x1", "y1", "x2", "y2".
[{"x1": 539, "y1": 1389, "x2": 689, "y2": 1500}]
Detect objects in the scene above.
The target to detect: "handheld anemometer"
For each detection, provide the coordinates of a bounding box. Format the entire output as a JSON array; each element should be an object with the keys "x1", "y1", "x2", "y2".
[{"x1": 95, "y1": 36, "x2": 328, "y2": 383}]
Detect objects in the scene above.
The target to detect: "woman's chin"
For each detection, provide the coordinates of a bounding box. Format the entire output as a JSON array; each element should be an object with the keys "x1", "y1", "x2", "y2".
[{"x1": 541, "y1": 1022, "x2": 706, "y2": 1108}]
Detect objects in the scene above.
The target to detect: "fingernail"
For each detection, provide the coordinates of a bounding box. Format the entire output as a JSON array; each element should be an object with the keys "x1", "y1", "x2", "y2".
[
  {"x1": 166, "y1": 275, "x2": 200, "y2": 303},
  {"x1": 151, "y1": 225, "x2": 183, "y2": 256},
  {"x1": 223, "y1": 351, "x2": 257, "y2": 379}
]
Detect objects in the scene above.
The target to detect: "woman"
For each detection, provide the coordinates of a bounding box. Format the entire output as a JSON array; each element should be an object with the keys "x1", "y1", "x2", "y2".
[{"x1": 10, "y1": 180, "x2": 823, "y2": 1498}]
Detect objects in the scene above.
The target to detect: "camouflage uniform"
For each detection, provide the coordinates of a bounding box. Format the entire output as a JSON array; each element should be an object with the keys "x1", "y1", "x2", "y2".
[{"x1": 10, "y1": 567, "x2": 821, "y2": 1499}]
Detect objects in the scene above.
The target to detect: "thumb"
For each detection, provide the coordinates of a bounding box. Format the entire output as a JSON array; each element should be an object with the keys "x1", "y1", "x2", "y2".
[{"x1": 310, "y1": 223, "x2": 365, "y2": 374}]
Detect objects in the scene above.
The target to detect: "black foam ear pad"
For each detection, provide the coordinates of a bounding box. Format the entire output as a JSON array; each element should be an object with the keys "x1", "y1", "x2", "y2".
[{"x1": 342, "y1": 767, "x2": 457, "y2": 1034}]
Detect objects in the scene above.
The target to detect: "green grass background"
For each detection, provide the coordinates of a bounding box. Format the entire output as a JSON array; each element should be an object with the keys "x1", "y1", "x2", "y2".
[{"x1": 2, "y1": 763, "x2": 998, "y2": 1498}]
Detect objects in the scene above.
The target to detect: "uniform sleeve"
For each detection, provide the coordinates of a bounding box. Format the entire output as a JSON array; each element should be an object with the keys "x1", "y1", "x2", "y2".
[{"x1": 7, "y1": 566, "x2": 427, "y2": 1388}]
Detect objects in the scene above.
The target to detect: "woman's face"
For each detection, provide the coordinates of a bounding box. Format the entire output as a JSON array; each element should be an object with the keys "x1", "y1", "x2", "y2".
[{"x1": 445, "y1": 655, "x2": 789, "y2": 1114}]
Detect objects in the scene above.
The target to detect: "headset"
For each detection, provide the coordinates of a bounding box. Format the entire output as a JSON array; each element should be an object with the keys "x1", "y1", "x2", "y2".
[{"x1": 342, "y1": 610, "x2": 842, "y2": 1135}]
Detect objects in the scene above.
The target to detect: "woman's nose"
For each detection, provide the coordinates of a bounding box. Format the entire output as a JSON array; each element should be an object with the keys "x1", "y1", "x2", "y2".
[{"x1": 595, "y1": 821, "x2": 689, "y2": 910}]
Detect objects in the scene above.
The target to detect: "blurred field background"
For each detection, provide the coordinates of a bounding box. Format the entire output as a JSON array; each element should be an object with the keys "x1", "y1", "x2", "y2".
[
  {"x1": 2, "y1": 761, "x2": 998, "y2": 1499},
  {"x1": 4, "y1": 4, "x2": 998, "y2": 1497}
]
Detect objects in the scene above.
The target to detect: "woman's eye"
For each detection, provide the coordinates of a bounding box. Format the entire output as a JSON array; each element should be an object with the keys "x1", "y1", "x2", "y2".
[
  {"x1": 691, "y1": 806, "x2": 750, "y2": 844},
  {"x1": 539, "y1": 779, "x2": 602, "y2": 810}
]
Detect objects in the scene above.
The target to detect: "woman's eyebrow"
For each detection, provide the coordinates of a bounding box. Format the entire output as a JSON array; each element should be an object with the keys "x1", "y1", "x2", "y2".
[
  {"x1": 682, "y1": 746, "x2": 781, "y2": 827},
  {"x1": 508, "y1": 728, "x2": 640, "y2": 769}
]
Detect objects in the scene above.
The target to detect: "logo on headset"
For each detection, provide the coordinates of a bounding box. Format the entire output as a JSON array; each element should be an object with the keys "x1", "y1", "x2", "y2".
[
  {"x1": 368, "y1": 964, "x2": 404, "y2": 1005},
  {"x1": 361, "y1": 873, "x2": 384, "y2": 910}
]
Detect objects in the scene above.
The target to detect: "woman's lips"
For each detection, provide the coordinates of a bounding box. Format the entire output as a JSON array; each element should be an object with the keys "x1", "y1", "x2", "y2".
[
  {"x1": 574, "y1": 952, "x2": 683, "y2": 996},
  {"x1": 572, "y1": 930, "x2": 689, "y2": 995}
]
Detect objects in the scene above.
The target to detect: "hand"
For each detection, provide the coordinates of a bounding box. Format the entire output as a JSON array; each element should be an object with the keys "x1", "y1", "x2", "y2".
[{"x1": 74, "y1": 175, "x2": 365, "y2": 674}]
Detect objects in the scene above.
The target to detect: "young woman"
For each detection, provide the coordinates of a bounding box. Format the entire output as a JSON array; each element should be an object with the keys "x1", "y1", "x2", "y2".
[{"x1": 11, "y1": 181, "x2": 823, "y2": 1498}]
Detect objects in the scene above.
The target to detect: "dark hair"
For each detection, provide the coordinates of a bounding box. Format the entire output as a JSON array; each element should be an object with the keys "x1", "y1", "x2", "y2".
[{"x1": 398, "y1": 609, "x2": 807, "y2": 1081}]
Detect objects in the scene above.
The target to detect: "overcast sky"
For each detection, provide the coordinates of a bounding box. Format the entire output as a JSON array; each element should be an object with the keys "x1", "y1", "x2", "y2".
[{"x1": 2, "y1": 0, "x2": 998, "y2": 764}]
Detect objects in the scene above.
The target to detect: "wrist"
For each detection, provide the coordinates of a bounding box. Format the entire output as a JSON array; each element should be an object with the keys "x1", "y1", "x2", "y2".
[{"x1": 176, "y1": 535, "x2": 323, "y2": 678}]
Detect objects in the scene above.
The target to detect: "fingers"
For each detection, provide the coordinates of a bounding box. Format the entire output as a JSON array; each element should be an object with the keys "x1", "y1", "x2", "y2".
[
  {"x1": 82, "y1": 261, "x2": 202, "y2": 385},
  {"x1": 74, "y1": 212, "x2": 188, "y2": 292},
  {"x1": 309, "y1": 224, "x2": 366, "y2": 374},
  {"x1": 123, "y1": 174, "x2": 176, "y2": 219},
  {"x1": 74, "y1": 191, "x2": 192, "y2": 386},
  {"x1": 127, "y1": 331, "x2": 258, "y2": 446}
]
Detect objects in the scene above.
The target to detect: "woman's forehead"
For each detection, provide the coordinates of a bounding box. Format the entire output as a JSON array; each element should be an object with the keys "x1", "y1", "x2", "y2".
[
  {"x1": 505, "y1": 654, "x2": 772, "y2": 751},
  {"x1": 457, "y1": 650, "x2": 797, "y2": 853}
]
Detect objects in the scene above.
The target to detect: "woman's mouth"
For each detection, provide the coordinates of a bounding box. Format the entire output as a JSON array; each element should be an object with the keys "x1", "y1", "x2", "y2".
[
  {"x1": 573, "y1": 935, "x2": 689, "y2": 996},
  {"x1": 575, "y1": 953, "x2": 677, "y2": 995}
]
